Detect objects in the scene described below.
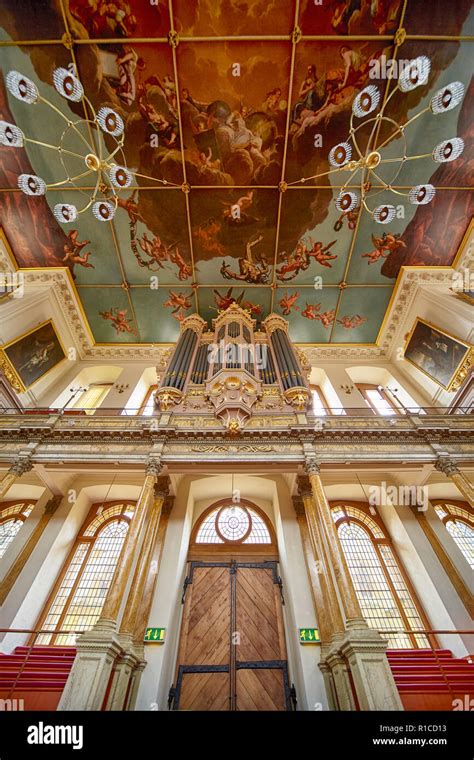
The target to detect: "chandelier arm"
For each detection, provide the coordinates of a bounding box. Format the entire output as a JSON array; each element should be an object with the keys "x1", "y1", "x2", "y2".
[
  {"x1": 104, "y1": 140, "x2": 125, "y2": 164},
  {"x1": 38, "y1": 95, "x2": 94, "y2": 153},
  {"x1": 349, "y1": 113, "x2": 365, "y2": 159},
  {"x1": 368, "y1": 169, "x2": 392, "y2": 189},
  {"x1": 376, "y1": 106, "x2": 431, "y2": 153},
  {"x1": 287, "y1": 166, "x2": 346, "y2": 187},
  {"x1": 383, "y1": 186, "x2": 409, "y2": 197},
  {"x1": 340, "y1": 166, "x2": 361, "y2": 191},
  {"x1": 403, "y1": 152, "x2": 434, "y2": 161},
  {"x1": 23, "y1": 136, "x2": 86, "y2": 161},
  {"x1": 46, "y1": 168, "x2": 95, "y2": 188},
  {"x1": 363, "y1": 83, "x2": 401, "y2": 156},
  {"x1": 127, "y1": 170, "x2": 182, "y2": 188}
]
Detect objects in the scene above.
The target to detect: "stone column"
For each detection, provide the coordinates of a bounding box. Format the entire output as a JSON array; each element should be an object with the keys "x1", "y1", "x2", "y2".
[
  {"x1": 293, "y1": 488, "x2": 344, "y2": 640},
  {"x1": 58, "y1": 457, "x2": 162, "y2": 711},
  {"x1": 435, "y1": 457, "x2": 474, "y2": 504},
  {"x1": 0, "y1": 456, "x2": 33, "y2": 499},
  {"x1": 0, "y1": 494, "x2": 62, "y2": 604},
  {"x1": 107, "y1": 477, "x2": 171, "y2": 711},
  {"x1": 293, "y1": 492, "x2": 343, "y2": 711},
  {"x1": 304, "y1": 456, "x2": 403, "y2": 711},
  {"x1": 126, "y1": 495, "x2": 174, "y2": 711},
  {"x1": 304, "y1": 457, "x2": 363, "y2": 624}
]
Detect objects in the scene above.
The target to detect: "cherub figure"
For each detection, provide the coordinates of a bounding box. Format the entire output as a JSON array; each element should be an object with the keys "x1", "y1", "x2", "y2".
[
  {"x1": 62, "y1": 230, "x2": 94, "y2": 270},
  {"x1": 362, "y1": 232, "x2": 406, "y2": 264},
  {"x1": 99, "y1": 307, "x2": 137, "y2": 335},
  {"x1": 306, "y1": 239, "x2": 338, "y2": 268},
  {"x1": 337, "y1": 314, "x2": 367, "y2": 329},
  {"x1": 279, "y1": 292, "x2": 300, "y2": 316},
  {"x1": 301, "y1": 302, "x2": 322, "y2": 319},
  {"x1": 163, "y1": 291, "x2": 192, "y2": 314}
]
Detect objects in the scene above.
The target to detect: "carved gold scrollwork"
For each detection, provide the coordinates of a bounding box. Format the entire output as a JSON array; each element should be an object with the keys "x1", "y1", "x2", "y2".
[{"x1": 0, "y1": 351, "x2": 24, "y2": 393}]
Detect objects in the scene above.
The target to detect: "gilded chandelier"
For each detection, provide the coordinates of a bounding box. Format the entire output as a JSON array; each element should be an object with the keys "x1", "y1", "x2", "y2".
[
  {"x1": 294, "y1": 56, "x2": 465, "y2": 224},
  {"x1": 1, "y1": 66, "x2": 175, "y2": 223}
]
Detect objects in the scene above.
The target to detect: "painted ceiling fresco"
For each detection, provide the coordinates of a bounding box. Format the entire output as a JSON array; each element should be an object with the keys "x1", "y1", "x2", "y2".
[{"x1": 0, "y1": 0, "x2": 472, "y2": 345}]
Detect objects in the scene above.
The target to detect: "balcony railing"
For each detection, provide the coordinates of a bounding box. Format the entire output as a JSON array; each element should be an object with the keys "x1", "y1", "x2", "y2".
[{"x1": 0, "y1": 405, "x2": 472, "y2": 418}]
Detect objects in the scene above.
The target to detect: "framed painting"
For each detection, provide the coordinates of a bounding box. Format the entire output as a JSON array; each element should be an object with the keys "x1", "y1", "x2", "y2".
[
  {"x1": 404, "y1": 318, "x2": 472, "y2": 391},
  {"x1": 0, "y1": 320, "x2": 67, "y2": 393}
]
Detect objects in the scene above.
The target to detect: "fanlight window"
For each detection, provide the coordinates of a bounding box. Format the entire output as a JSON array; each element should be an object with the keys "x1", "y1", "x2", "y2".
[
  {"x1": 36, "y1": 502, "x2": 135, "y2": 645},
  {"x1": 433, "y1": 501, "x2": 474, "y2": 569},
  {"x1": 332, "y1": 503, "x2": 428, "y2": 648},
  {"x1": 0, "y1": 502, "x2": 35, "y2": 559},
  {"x1": 195, "y1": 504, "x2": 272, "y2": 545}
]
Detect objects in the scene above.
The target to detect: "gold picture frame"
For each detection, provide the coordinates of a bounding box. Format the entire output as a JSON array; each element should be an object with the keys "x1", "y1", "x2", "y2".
[
  {"x1": 0, "y1": 319, "x2": 67, "y2": 393},
  {"x1": 403, "y1": 318, "x2": 472, "y2": 392}
]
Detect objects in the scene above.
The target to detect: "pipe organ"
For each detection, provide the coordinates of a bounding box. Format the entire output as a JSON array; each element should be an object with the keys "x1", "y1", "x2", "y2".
[{"x1": 156, "y1": 304, "x2": 310, "y2": 432}]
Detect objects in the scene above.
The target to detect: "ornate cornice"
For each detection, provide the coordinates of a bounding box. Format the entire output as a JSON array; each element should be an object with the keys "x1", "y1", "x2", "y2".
[{"x1": 434, "y1": 456, "x2": 460, "y2": 477}]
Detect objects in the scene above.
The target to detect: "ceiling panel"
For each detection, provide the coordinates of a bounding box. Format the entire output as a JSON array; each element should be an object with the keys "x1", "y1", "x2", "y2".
[{"x1": 0, "y1": 0, "x2": 471, "y2": 346}]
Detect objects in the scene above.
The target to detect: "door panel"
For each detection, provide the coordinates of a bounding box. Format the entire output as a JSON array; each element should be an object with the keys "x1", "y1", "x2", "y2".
[
  {"x1": 236, "y1": 567, "x2": 283, "y2": 661},
  {"x1": 179, "y1": 671, "x2": 230, "y2": 711},
  {"x1": 173, "y1": 561, "x2": 291, "y2": 711},
  {"x1": 236, "y1": 667, "x2": 288, "y2": 711},
  {"x1": 181, "y1": 565, "x2": 230, "y2": 666}
]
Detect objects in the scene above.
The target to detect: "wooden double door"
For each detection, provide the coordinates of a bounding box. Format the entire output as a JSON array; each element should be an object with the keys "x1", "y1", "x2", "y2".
[{"x1": 172, "y1": 560, "x2": 293, "y2": 711}]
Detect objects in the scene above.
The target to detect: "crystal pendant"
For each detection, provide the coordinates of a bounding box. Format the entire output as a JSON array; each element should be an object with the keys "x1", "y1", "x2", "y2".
[
  {"x1": 335, "y1": 191, "x2": 358, "y2": 213},
  {"x1": 92, "y1": 200, "x2": 115, "y2": 221},
  {"x1": 328, "y1": 142, "x2": 352, "y2": 167},
  {"x1": 408, "y1": 184, "x2": 436, "y2": 205},
  {"x1": 399, "y1": 56, "x2": 431, "y2": 92},
  {"x1": 373, "y1": 205, "x2": 396, "y2": 224},
  {"x1": 97, "y1": 108, "x2": 124, "y2": 137},
  {"x1": 53, "y1": 203, "x2": 78, "y2": 223},
  {"x1": 6, "y1": 71, "x2": 38, "y2": 104},
  {"x1": 352, "y1": 85, "x2": 380, "y2": 118},
  {"x1": 432, "y1": 137, "x2": 464, "y2": 163},
  {"x1": 430, "y1": 82, "x2": 464, "y2": 114},
  {"x1": 0, "y1": 121, "x2": 24, "y2": 148},
  {"x1": 109, "y1": 164, "x2": 132, "y2": 189},
  {"x1": 52, "y1": 67, "x2": 84, "y2": 102},
  {"x1": 18, "y1": 174, "x2": 46, "y2": 196}
]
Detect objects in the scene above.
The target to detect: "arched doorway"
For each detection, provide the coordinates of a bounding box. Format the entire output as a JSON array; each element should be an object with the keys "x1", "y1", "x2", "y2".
[{"x1": 171, "y1": 499, "x2": 293, "y2": 711}]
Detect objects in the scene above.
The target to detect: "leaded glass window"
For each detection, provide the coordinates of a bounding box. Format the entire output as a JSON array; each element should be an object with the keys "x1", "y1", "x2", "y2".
[
  {"x1": 36, "y1": 502, "x2": 135, "y2": 645},
  {"x1": 332, "y1": 503, "x2": 429, "y2": 648},
  {"x1": 0, "y1": 502, "x2": 35, "y2": 559}
]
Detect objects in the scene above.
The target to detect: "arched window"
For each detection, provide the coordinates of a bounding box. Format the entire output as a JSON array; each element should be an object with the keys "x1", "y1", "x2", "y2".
[
  {"x1": 138, "y1": 385, "x2": 157, "y2": 416},
  {"x1": 190, "y1": 499, "x2": 276, "y2": 556},
  {"x1": 0, "y1": 501, "x2": 36, "y2": 559},
  {"x1": 356, "y1": 384, "x2": 398, "y2": 415},
  {"x1": 432, "y1": 500, "x2": 474, "y2": 569},
  {"x1": 36, "y1": 501, "x2": 135, "y2": 645},
  {"x1": 331, "y1": 502, "x2": 430, "y2": 648}
]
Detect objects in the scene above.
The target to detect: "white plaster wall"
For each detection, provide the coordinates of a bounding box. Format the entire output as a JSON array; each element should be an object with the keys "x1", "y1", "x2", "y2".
[
  {"x1": 324, "y1": 480, "x2": 472, "y2": 656},
  {"x1": 0, "y1": 480, "x2": 144, "y2": 653},
  {"x1": 137, "y1": 474, "x2": 328, "y2": 712}
]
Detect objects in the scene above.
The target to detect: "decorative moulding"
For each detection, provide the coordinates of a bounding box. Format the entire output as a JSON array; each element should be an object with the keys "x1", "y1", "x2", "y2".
[{"x1": 1, "y1": 225, "x2": 472, "y2": 365}]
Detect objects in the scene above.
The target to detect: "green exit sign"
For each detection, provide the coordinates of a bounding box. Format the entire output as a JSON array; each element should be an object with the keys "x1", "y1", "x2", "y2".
[
  {"x1": 144, "y1": 627, "x2": 166, "y2": 643},
  {"x1": 299, "y1": 628, "x2": 320, "y2": 644}
]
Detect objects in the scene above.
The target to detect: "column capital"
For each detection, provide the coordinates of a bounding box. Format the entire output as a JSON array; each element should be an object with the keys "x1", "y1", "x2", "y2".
[
  {"x1": 44, "y1": 494, "x2": 63, "y2": 515},
  {"x1": 145, "y1": 456, "x2": 162, "y2": 478},
  {"x1": 154, "y1": 475, "x2": 170, "y2": 500},
  {"x1": 297, "y1": 474, "x2": 312, "y2": 498},
  {"x1": 304, "y1": 456, "x2": 321, "y2": 476},
  {"x1": 9, "y1": 456, "x2": 33, "y2": 477},
  {"x1": 434, "y1": 456, "x2": 459, "y2": 477}
]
